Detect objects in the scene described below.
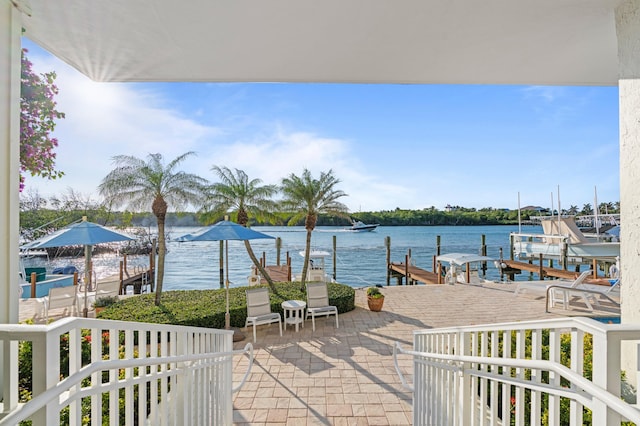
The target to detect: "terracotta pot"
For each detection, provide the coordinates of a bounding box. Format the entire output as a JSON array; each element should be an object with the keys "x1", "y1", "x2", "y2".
[{"x1": 367, "y1": 296, "x2": 384, "y2": 312}]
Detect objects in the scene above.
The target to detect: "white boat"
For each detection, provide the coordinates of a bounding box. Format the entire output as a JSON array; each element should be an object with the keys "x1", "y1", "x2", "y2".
[
  {"x1": 435, "y1": 253, "x2": 498, "y2": 285},
  {"x1": 19, "y1": 250, "x2": 77, "y2": 299},
  {"x1": 295, "y1": 250, "x2": 332, "y2": 283},
  {"x1": 511, "y1": 216, "x2": 620, "y2": 263},
  {"x1": 346, "y1": 220, "x2": 379, "y2": 232}
]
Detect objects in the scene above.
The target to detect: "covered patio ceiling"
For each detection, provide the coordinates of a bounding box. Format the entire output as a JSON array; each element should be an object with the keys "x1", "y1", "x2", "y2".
[{"x1": 21, "y1": 0, "x2": 622, "y2": 86}]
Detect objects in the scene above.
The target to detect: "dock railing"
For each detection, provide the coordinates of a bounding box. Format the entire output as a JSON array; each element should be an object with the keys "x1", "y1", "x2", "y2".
[
  {"x1": 0, "y1": 317, "x2": 253, "y2": 425},
  {"x1": 394, "y1": 317, "x2": 640, "y2": 426}
]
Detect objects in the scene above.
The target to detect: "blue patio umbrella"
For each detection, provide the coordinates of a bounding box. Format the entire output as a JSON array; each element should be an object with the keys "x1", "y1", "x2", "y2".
[
  {"x1": 174, "y1": 220, "x2": 275, "y2": 243},
  {"x1": 174, "y1": 220, "x2": 274, "y2": 329},
  {"x1": 21, "y1": 220, "x2": 135, "y2": 249},
  {"x1": 21, "y1": 218, "x2": 135, "y2": 316}
]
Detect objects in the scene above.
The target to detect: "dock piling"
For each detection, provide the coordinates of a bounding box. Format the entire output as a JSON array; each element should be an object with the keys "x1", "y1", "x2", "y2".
[
  {"x1": 481, "y1": 234, "x2": 487, "y2": 277},
  {"x1": 385, "y1": 236, "x2": 391, "y2": 286},
  {"x1": 333, "y1": 235, "x2": 337, "y2": 281}
]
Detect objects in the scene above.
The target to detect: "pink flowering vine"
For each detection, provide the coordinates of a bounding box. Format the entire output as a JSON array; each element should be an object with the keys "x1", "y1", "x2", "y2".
[{"x1": 20, "y1": 48, "x2": 65, "y2": 191}]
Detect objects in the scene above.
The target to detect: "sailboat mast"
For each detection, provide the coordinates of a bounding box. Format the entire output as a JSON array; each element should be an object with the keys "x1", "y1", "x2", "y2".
[
  {"x1": 517, "y1": 192, "x2": 521, "y2": 234},
  {"x1": 594, "y1": 186, "x2": 600, "y2": 239}
]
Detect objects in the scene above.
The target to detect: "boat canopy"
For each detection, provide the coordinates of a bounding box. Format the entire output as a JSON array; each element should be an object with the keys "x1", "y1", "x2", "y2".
[
  {"x1": 299, "y1": 250, "x2": 330, "y2": 258},
  {"x1": 436, "y1": 253, "x2": 495, "y2": 266}
]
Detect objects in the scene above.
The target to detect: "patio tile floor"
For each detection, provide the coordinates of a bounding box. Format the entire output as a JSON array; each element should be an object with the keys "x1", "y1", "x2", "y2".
[{"x1": 231, "y1": 282, "x2": 619, "y2": 425}]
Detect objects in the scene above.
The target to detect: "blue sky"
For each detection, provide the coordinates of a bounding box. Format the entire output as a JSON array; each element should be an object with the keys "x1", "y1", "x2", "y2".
[{"x1": 22, "y1": 39, "x2": 620, "y2": 213}]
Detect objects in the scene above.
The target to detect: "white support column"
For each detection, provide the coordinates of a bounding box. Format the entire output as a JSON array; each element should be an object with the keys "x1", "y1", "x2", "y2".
[
  {"x1": 0, "y1": 0, "x2": 22, "y2": 405},
  {"x1": 617, "y1": 0, "x2": 640, "y2": 388},
  {"x1": 0, "y1": 0, "x2": 21, "y2": 325}
]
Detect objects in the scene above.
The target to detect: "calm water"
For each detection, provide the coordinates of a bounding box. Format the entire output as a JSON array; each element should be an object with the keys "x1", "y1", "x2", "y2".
[{"x1": 43, "y1": 225, "x2": 542, "y2": 290}]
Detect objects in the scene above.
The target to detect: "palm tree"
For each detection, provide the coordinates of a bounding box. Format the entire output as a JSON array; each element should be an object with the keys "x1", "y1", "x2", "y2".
[
  {"x1": 203, "y1": 166, "x2": 279, "y2": 289},
  {"x1": 98, "y1": 152, "x2": 207, "y2": 305},
  {"x1": 280, "y1": 169, "x2": 348, "y2": 290}
]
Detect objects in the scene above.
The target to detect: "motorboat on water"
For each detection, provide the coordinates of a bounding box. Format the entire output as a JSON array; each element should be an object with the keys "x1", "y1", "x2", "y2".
[{"x1": 346, "y1": 220, "x2": 379, "y2": 232}]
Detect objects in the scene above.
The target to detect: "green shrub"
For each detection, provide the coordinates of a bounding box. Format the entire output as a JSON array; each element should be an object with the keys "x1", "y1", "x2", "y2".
[
  {"x1": 98, "y1": 282, "x2": 355, "y2": 328},
  {"x1": 93, "y1": 295, "x2": 120, "y2": 308}
]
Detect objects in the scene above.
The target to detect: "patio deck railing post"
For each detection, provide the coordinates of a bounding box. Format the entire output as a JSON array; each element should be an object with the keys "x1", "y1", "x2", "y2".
[
  {"x1": 457, "y1": 330, "x2": 471, "y2": 426},
  {"x1": 30, "y1": 330, "x2": 60, "y2": 424},
  {"x1": 570, "y1": 327, "x2": 585, "y2": 423},
  {"x1": 592, "y1": 330, "x2": 622, "y2": 426},
  {"x1": 176, "y1": 330, "x2": 189, "y2": 424},
  {"x1": 547, "y1": 328, "x2": 561, "y2": 424}
]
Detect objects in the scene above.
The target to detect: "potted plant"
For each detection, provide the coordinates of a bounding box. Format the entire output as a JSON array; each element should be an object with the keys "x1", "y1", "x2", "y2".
[
  {"x1": 367, "y1": 287, "x2": 384, "y2": 312},
  {"x1": 93, "y1": 295, "x2": 119, "y2": 314}
]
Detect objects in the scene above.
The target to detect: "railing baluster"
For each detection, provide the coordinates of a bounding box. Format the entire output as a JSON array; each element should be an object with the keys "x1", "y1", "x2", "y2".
[
  {"x1": 489, "y1": 330, "x2": 498, "y2": 424},
  {"x1": 570, "y1": 328, "x2": 584, "y2": 426},
  {"x1": 108, "y1": 326, "x2": 118, "y2": 426},
  {"x1": 458, "y1": 330, "x2": 471, "y2": 426},
  {"x1": 470, "y1": 331, "x2": 478, "y2": 426},
  {"x1": 548, "y1": 328, "x2": 560, "y2": 424},
  {"x1": 68, "y1": 327, "x2": 82, "y2": 425},
  {"x1": 530, "y1": 328, "x2": 542, "y2": 425},
  {"x1": 159, "y1": 330, "x2": 168, "y2": 426},
  {"x1": 514, "y1": 329, "x2": 525, "y2": 426},
  {"x1": 124, "y1": 328, "x2": 134, "y2": 426},
  {"x1": 479, "y1": 331, "x2": 487, "y2": 426},
  {"x1": 500, "y1": 330, "x2": 510, "y2": 425},
  {"x1": 90, "y1": 327, "x2": 101, "y2": 426}
]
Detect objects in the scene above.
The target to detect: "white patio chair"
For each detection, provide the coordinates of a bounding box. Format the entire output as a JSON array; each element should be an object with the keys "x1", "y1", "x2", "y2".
[
  {"x1": 546, "y1": 270, "x2": 597, "y2": 310},
  {"x1": 245, "y1": 288, "x2": 282, "y2": 342},
  {"x1": 306, "y1": 282, "x2": 338, "y2": 332},
  {"x1": 44, "y1": 286, "x2": 78, "y2": 320}
]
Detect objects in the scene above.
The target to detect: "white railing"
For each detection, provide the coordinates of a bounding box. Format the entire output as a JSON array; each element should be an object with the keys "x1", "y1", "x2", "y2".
[
  {"x1": 510, "y1": 232, "x2": 569, "y2": 262},
  {"x1": 394, "y1": 317, "x2": 640, "y2": 426},
  {"x1": 0, "y1": 317, "x2": 253, "y2": 425}
]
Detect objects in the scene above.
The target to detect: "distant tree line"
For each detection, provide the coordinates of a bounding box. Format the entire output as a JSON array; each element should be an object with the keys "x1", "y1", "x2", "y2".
[{"x1": 20, "y1": 190, "x2": 620, "y2": 234}]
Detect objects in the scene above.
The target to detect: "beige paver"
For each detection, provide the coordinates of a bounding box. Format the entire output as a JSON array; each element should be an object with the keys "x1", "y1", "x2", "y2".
[{"x1": 230, "y1": 282, "x2": 619, "y2": 425}]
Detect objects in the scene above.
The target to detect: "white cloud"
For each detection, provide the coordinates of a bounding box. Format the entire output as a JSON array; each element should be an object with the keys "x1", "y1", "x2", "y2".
[
  {"x1": 25, "y1": 52, "x2": 219, "y2": 200},
  {"x1": 197, "y1": 129, "x2": 411, "y2": 211},
  {"x1": 25, "y1": 53, "x2": 407, "y2": 211}
]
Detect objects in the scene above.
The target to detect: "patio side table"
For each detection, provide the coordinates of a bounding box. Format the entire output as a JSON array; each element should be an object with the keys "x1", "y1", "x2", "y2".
[{"x1": 282, "y1": 300, "x2": 306, "y2": 332}]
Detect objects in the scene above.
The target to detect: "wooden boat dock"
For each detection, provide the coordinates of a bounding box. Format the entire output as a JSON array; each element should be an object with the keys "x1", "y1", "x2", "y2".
[
  {"x1": 388, "y1": 261, "x2": 440, "y2": 285},
  {"x1": 97, "y1": 253, "x2": 155, "y2": 294},
  {"x1": 501, "y1": 259, "x2": 611, "y2": 285},
  {"x1": 261, "y1": 265, "x2": 291, "y2": 283}
]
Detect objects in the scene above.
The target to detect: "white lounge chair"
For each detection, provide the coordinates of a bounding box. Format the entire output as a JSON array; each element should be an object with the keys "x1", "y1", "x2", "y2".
[
  {"x1": 44, "y1": 286, "x2": 78, "y2": 320},
  {"x1": 514, "y1": 270, "x2": 592, "y2": 299},
  {"x1": 306, "y1": 282, "x2": 339, "y2": 332},
  {"x1": 556, "y1": 277, "x2": 621, "y2": 310},
  {"x1": 245, "y1": 288, "x2": 282, "y2": 343}
]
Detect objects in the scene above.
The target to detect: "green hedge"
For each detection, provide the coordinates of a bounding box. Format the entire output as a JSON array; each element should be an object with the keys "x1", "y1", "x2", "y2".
[{"x1": 98, "y1": 282, "x2": 355, "y2": 329}]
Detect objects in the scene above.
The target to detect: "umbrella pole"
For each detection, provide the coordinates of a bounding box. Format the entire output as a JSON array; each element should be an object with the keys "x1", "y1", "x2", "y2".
[
  {"x1": 225, "y1": 240, "x2": 230, "y2": 329},
  {"x1": 83, "y1": 244, "x2": 92, "y2": 317},
  {"x1": 224, "y1": 240, "x2": 246, "y2": 342}
]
